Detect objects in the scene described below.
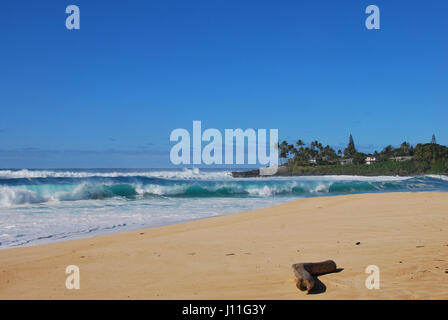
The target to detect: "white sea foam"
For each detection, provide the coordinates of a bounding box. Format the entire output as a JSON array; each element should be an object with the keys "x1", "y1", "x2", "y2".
[
  {"x1": 0, "y1": 196, "x2": 294, "y2": 248},
  {"x1": 0, "y1": 168, "x2": 232, "y2": 180},
  {"x1": 0, "y1": 187, "x2": 47, "y2": 207},
  {"x1": 0, "y1": 169, "x2": 423, "y2": 182},
  {"x1": 426, "y1": 174, "x2": 448, "y2": 181}
]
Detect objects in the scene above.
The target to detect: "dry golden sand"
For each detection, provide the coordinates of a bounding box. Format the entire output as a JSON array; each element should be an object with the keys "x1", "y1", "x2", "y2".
[{"x1": 0, "y1": 192, "x2": 448, "y2": 299}]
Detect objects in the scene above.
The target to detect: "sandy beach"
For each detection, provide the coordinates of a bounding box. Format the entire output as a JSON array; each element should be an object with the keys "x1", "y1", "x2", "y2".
[{"x1": 1, "y1": 192, "x2": 447, "y2": 300}]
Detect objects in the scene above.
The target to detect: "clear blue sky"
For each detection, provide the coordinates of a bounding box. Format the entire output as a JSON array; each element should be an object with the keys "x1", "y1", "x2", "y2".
[{"x1": 0, "y1": 0, "x2": 447, "y2": 168}]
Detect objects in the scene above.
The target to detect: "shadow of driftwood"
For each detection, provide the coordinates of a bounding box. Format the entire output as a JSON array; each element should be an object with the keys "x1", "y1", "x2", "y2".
[{"x1": 308, "y1": 268, "x2": 344, "y2": 295}]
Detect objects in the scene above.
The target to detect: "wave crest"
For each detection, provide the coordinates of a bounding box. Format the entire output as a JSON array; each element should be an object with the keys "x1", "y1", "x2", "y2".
[
  {"x1": 0, "y1": 187, "x2": 48, "y2": 207},
  {"x1": 0, "y1": 175, "x2": 446, "y2": 208},
  {"x1": 0, "y1": 169, "x2": 231, "y2": 180}
]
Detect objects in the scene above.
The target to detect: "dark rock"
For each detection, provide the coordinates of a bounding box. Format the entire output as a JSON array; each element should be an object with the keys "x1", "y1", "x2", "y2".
[{"x1": 231, "y1": 169, "x2": 260, "y2": 178}]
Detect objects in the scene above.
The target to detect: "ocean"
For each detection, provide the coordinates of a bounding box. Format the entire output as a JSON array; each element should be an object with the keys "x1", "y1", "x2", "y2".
[{"x1": 0, "y1": 168, "x2": 447, "y2": 249}]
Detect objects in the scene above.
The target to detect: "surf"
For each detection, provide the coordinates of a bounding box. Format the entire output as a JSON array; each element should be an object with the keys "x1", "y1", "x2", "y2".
[
  {"x1": 1, "y1": 169, "x2": 447, "y2": 249},
  {"x1": 0, "y1": 172, "x2": 447, "y2": 208}
]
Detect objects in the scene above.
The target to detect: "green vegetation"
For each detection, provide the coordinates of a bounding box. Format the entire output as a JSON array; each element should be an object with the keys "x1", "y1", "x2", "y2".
[
  {"x1": 277, "y1": 134, "x2": 448, "y2": 176},
  {"x1": 290, "y1": 160, "x2": 419, "y2": 176},
  {"x1": 344, "y1": 134, "x2": 356, "y2": 158}
]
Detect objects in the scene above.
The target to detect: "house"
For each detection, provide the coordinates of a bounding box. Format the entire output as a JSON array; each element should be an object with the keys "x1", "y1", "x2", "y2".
[
  {"x1": 365, "y1": 156, "x2": 377, "y2": 165},
  {"x1": 389, "y1": 156, "x2": 413, "y2": 162},
  {"x1": 339, "y1": 158, "x2": 353, "y2": 165}
]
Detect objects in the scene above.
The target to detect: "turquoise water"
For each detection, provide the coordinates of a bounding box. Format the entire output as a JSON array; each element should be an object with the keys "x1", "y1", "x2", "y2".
[{"x1": 0, "y1": 168, "x2": 447, "y2": 248}]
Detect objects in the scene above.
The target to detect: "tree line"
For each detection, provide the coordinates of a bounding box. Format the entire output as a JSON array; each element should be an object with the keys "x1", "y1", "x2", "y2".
[{"x1": 277, "y1": 134, "x2": 448, "y2": 174}]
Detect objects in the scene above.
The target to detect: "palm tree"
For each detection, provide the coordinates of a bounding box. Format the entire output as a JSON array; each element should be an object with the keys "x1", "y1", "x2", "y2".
[
  {"x1": 279, "y1": 141, "x2": 289, "y2": 165},
  {"x1": 400, "y1": 142, "x2": 410, "y2": 156},
  {"x1": 287, "y1": 144, "x2": 297, "y2": 161}
]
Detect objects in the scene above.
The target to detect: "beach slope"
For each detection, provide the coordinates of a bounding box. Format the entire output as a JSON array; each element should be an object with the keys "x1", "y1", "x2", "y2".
[{"x1": 1, "y1": 192, "x2": 447, "y2": 299}]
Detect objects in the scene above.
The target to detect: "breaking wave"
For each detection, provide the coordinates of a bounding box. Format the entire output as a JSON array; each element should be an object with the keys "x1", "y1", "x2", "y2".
[
  {"x1": 0, "y1": 173, "x2": 447, "y2": 208},
  {"x1": 1, "y1": 169, "x2": 448, "y2": 248},
  {"x1": 0, "y1": 168, "x2": 231, "y2": 180}
]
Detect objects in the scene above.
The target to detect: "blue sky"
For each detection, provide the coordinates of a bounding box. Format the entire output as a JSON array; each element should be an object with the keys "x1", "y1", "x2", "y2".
[{"x1": 0, "y1": 0, "x2": 447, "y2": 168}]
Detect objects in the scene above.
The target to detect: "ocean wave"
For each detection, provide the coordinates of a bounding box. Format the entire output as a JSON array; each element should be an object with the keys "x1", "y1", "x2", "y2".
[
  {"x1": 426, "y1": 174, "x2": 448, "y2": 182},
  {"x1": 0, "y1": 187, "x2": 48, "y2": 207},
  {"x1": 0, "y1": 183, "x2": 140, "y2": 207},
  {"x1": 0, "y1": 175, "x2": 447, "y2": 208},
  {"x1": 2, "y1": 169, "x2": 446, "y2": 182},
  {"x1": 0, "y1": 168, "x2": 232, "y2": 180}
]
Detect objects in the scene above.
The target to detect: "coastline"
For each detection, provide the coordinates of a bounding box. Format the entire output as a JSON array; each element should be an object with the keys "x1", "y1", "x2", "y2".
[
  {"x1": 1, "y1": 192, "x2": 447, "y2": 299},
  {"x1": 231, "y1": 166, "x2": 448, "y2": 178}
]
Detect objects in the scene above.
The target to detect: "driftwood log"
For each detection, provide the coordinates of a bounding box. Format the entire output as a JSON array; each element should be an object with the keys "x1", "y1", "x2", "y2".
[{"x1": 291, "y1": 260, "x2": 337, "y2": 292}]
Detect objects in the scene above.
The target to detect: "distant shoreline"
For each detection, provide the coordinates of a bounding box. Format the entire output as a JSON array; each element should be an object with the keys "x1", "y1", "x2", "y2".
[{"x1": 232, "y1": 163, "x2": 448, "y2": 178}]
